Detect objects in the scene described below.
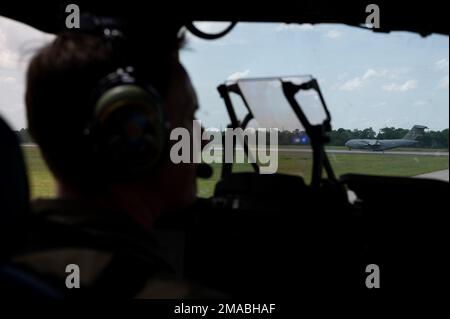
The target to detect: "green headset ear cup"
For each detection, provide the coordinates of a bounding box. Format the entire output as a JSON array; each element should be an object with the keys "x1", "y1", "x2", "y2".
[
  {"x1": 92, "y1": 84, "x2": 166, "y2": 176},
  {"x1": 95, "y1": 84, "x2": 163, "y2": 120}
]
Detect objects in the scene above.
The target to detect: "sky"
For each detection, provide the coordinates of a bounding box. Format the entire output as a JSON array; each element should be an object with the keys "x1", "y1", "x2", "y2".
[{"x1": 0, "y1": 17, "x2": 448, "y2": 133}]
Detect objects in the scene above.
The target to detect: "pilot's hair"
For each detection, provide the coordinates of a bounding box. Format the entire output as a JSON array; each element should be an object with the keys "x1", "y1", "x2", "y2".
[{"x1": 25, "y1": 30, "x2": 184, "y2": 187}]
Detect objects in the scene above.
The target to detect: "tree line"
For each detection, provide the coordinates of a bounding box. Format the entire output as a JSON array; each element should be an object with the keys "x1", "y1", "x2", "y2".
[
  {"x1": 14, "y1": 126, "x2": 449, "y2": 149},
  {"x1": 279, "y1": 127, "x2": 448, "y2": 149}
]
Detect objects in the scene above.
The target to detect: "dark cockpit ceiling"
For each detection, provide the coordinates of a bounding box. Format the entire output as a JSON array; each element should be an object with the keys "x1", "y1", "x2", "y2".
[{"x1": 0, "y1": 1, "x2": 448, "y2": 37}]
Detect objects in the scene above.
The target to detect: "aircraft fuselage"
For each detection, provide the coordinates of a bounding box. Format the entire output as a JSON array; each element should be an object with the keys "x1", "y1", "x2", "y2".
[{"x1": 344, "y1": 139, "x2": 418, "y2": 151}]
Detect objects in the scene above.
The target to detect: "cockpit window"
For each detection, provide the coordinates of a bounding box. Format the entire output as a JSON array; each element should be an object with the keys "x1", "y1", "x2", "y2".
[
  {"x1": 0, "y1": 16, "x2": 54, "y2": 198},
  {"x1": 1, "y1": 19, "x2": 448, "y2": 198},
  {"x1": 181, "y1": 22, "x2": 449, "y2": 195}
]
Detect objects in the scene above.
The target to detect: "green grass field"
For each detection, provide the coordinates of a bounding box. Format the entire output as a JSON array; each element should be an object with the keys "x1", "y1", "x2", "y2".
[{"x1": 22, "y1": 147, "x2": 449, "y2": 199}]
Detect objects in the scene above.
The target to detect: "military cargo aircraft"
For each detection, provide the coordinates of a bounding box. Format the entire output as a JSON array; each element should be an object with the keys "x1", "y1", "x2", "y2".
[{"x1": 345, "y1": 125, "x2": 428, "y2": 151}]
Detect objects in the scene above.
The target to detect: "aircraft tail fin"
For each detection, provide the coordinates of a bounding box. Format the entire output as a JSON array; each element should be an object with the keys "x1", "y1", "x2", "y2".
[{"x1": 403, "y1": 125, "x2": 427, "y2": 140}]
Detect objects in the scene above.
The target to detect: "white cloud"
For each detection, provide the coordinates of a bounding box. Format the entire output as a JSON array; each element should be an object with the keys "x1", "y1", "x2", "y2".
[
  {"x1": 227, "y1": 69, "x2": 250, "y2": 81},
  {"x1": 324, "y1": 30, "x2": 342, "y2": 39},
  {"x1": 276, "y1": 23, "x2": 314, "y2": 32},
  {"x1": 338, "y1": 69, "x2": 416, "y2": 92},
  {"x1": 338, "y1": 77, "x2": 364, "y2": 91},
  {"x1": 382, "y1": 80, "x2": 417, "y2": 92},
  {"x1": 0, "y1": 29, "x2": 19, "y2": 69},
  {"x1": 435, "y1": 58, "x2": 449, "y2": 71},
  {"x1": 0, "y1": 17, "x2": 54, "y2": 70},
  {"x1": 0, "y1": 76, "x2": 16, "y2": 83},
  {"x1": 0, "y1": 16, "x2": 54, "y2": 130},
  {"x1": 362, "y1": 68, "x2": 388, "y2": 79},
  {"x1": 337, "y1": 68, "x2": 390, "y2": 91},
  {"x1": 437, "y1": 75, "x2": 449, "y2": 89}
]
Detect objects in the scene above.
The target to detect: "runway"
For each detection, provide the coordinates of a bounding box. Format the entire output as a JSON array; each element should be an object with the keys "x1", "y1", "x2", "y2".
[
  {"x1": 230, "y1": 147, "x2": 449, "y2": 156},
  {"x1": 278, "y1": 148, "x2": 449, "y2": 156},
  {"x1": 414, "y1": 169, "x2": 449, "y2": 181},
  {"x1": 22, "y1": 144, "x2": 449, "y2": 157}
]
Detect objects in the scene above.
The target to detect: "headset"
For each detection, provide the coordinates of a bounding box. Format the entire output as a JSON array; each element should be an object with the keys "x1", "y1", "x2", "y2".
[{"x1": 80, "y1": 15, "x2": 168, "y2": 181}]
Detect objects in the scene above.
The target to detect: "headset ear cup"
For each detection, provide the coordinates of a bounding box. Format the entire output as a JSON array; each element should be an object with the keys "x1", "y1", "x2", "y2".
[{"x1": 90, "y1": 84, "x2": 166, "y2": 179}]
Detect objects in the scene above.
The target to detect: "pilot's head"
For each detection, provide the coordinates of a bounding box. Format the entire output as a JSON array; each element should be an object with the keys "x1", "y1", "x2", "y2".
[{"x1": 25, "y1": 28, "x2": 198, "y2": 226}]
